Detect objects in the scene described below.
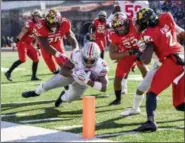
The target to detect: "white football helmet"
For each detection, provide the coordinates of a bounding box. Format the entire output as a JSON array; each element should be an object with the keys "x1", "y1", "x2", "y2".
[{"x1": 81, "y1": 42, "x2": 100, "y2": 67}]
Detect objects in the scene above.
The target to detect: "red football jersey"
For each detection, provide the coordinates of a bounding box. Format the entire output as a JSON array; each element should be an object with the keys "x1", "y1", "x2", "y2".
[
  {"x1": 108, "y1": 20, "x2": 139, "y2": 52},
  {"x1": 93, "y1": 18, "x2": 107, "y2": 38},
  {"x1": 33, "y1": 18, "x2": 71, "y2": 46},
  {"x1": 139, "y1": 12, "x2": 183, "y2": 62},
  {"x1": 21, "y1": 20, "x2": 36, "y2": 44}
]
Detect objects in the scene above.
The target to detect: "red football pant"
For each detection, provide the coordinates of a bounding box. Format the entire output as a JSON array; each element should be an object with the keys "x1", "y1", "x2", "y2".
[
  {"x1": 148, "y1": 56, "x2": 184, "y2": 97},
  {"x1": 40, "y1": 42, "x2": 65, "y2": 72},
  {"x1": 115, "y1": 55, "x2": 136, "y2": 78},
  {"x1": 95, "y1": 36, "x2": 106, "y2": 51},
  {"x1": 17, "y1": 41, "x2": 39, "y2": 62},
  {"x1": 172, "y1": 75, "x2": 184, "y2": 107}
]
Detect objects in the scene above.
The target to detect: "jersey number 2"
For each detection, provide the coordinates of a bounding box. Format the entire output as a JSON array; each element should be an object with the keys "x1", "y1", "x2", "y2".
[{"x1": 166, "y1": 31, "x2": 176, "y2": 46}]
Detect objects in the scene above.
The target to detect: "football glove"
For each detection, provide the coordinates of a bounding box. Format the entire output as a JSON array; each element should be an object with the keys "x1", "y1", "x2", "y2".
[{"x1": 72, "y1": 70, "x2": 90, "y2": 86}]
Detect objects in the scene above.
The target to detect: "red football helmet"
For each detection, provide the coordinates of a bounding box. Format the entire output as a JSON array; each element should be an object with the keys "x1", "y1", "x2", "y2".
[
  {"x1": 45, "y1": 9, "x2": 62, "y2": 32},
  {"x1": 31, "y1": 9, "x2": 42, "y2": 22},
  {"x1": 111, "y1": 12, "x2": 129, "y2": 35}
]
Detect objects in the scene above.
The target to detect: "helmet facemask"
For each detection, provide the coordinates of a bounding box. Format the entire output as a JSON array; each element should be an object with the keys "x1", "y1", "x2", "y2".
[{"x1": 81, "y1": 42, "x2": 100, "y2": 68}]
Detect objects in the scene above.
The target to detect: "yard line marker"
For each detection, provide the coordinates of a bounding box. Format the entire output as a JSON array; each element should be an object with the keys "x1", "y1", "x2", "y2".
[{"x1": 1, "y1": 121, "x2": 112, "y2": 142}]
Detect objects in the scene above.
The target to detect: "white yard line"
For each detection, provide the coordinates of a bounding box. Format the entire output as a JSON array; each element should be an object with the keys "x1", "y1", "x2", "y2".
[
  {"x1": 1, "y1": 67, "x2": 25, "y2": 72},
  {"x1": 1, "y1": 99, "x2": 55, "y2": 105},
  {"x1": 1, "y1": 113, "x2": 29, "y2": 118},
  {"x1": 1, "y1": 121, "x2": 112, "y2": 142},
  {"x1": 19, "y1": 118, "x2": 65, "y2": 123},
  {"x1": 1, "y1": 75, "x2": 142, "y2": 87}
]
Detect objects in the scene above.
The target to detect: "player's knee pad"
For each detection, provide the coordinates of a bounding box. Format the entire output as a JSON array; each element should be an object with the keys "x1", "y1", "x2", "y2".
[{"x1": 175, "y1": 103, "x2": 185, "y2": 111}]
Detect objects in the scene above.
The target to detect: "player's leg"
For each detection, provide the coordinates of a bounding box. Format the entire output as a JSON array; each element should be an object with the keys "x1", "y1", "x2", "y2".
[
  {"x1": 137, "y1": 61, "x2": 148, "y2": 78},
  {"x1": 134, "y1": 57, "x2": 184, "y2": 132},
  {"x1": 55, "y1": 82, "x2": 87, "y2": 107},
  {"x1": 96, "y1": 38, "x2": 105, "y2": 59},
  {"x1": 172, "y1": 74, "x2": 185, "y2": 111},
  {"x1": 40, "y1": 47, "x2": 58, "y2": 74},
  {"x1": 109, "y1": 56, "x2": 136, "y2": 105},
  {"x1": 5, "y1": 41, "x2": 27, "y2": 81},
  {"x1": 22, "y1": 73, "x2": 74, "y2": 98},
  {"x1": 27, "y1": 44, "x2": 40, "y2": 81},
  {"x1": 120, "y1": 66, "x2": 159, "y2": 116}
]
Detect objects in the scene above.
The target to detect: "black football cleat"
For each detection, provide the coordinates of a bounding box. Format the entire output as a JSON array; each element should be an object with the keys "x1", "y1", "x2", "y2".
[
  {"x1": 109, "y1": 99, "x2": 121, "y2": 106},
  {"x1": 64, "y1": 85, "x2": 69, "y2": 90},
  {"x1": 55, "y1": 91, "x2": 65, "y2": 107},
  {"x1": 5, "y1": 72, "x2": 12, "y2": 81},
  {"x1": 133, "y1": 120, "x2": 157, "y2": 132},
  {"x1": 53, "y1": 70, "x2": 59, "y2": 74},
  {"x1": 31, "y1": 76, "x2": 41, "y2": 81},
  {"x1": 22, "y1": 91, "x2": 40, "y2": 98}
]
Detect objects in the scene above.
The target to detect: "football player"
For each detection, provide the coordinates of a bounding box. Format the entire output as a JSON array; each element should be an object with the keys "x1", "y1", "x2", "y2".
[
  {"x1": 132, "y1": 8, "x2": 184, "y2": 132},
  {"x1": 89, "y1": 11, "x2": 110, "y2": 59},
  {"x1": 107, "y1": 0, "x2": 149, "y2": 95},
  {"x1": 120, "y1": 17, "x2": 185, "y2": 116},
  {"x1": 22, "y1": 42, "x2": 109, "y2": 107},
  {"x1": 108, "y1": 12, "x2": 145, "y2": 105},
  {"x1": 34, "y1": 9, "x2": 78, "y2": 74},
  {"x1": 5, "y1": 10, "x2": 42, "y2": 81}
]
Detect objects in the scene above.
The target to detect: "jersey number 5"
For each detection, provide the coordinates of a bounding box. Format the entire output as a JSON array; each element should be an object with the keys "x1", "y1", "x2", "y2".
[{"x1": 125, "y1": 5, "x2": 142, "y2": 18}]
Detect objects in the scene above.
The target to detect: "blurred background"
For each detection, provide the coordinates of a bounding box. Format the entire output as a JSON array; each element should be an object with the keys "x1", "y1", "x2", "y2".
[{"x1": 1, "y1": 0, "x2": 185, "y2": 48}]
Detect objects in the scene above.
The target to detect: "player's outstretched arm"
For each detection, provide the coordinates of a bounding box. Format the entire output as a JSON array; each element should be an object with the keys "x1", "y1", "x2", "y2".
[
  {"x1": 37, "y1": 36, "x2": 59, "y2": 56},
  {"x1": 59, "y1": 60, "x2": 74, "y2": 77},
  {"x1": 87, "y1": 75, "x2": 108, "y2": 92},
  {"x1": 65, "y1": 30, "x2": 79, "y2": 50},
  {"x1": 17, "y1": 26, "x2": 29, "y2": 41},
  {"x1": 109, "y1": 42, "x2": 130, "y2": 60}
]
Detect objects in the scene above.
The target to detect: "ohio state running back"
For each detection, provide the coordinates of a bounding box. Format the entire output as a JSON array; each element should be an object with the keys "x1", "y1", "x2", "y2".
[{"x1": 21, "y1": 42, "x2": 109, "y2": 108}]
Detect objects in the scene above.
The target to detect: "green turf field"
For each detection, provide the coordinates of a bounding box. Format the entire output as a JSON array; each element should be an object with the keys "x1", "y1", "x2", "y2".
[{"x1": 1, "y1": 51, "x2": 184, "y2": 142}]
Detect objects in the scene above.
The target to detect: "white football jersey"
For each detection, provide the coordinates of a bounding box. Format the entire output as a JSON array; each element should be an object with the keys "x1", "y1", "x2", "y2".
[
  {"x1": 107, "y1": 0, "x2": 149, "y2": 24},
  {"x1": 70, "y1": 49, "x2": 108, "y2": 77},
  {"x1": 117, "y1": 0, "x2": 149, "y2": 18}
]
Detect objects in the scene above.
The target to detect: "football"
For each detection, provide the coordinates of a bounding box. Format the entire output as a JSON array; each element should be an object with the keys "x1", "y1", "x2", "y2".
[{"x1": 89, "y1": 71, "x2": 100, "y2": 81}]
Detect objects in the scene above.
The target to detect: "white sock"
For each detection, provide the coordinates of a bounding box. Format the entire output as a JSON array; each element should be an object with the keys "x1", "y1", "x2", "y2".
[
  {"x1": 122, "y1": 79, "x2": 127, "y2": 89},
  {"x1": 132, "y1": 92, "x2": 144, "y2": 110},
  {"x1": 35, "y1": 84, "x2": 45, "y2": 95}
]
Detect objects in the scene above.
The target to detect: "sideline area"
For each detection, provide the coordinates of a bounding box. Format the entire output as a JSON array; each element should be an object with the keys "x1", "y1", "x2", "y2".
[{"x1": 1, "y1": 121, "x2": 112, "y2": 142}]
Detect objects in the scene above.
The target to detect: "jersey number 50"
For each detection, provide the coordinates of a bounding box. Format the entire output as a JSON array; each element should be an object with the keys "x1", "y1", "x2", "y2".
[{"x1": 125, "y1": 5, "x2": 142, "y2": 18}]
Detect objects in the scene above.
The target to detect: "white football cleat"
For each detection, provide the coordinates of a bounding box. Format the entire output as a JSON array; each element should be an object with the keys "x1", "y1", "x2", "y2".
[{"x1": 120, "y1": 108, "x2": 141, "y2": 117}]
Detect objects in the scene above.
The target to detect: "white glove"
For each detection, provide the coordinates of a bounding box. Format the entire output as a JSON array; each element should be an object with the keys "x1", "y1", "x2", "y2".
[{"x1": 72, "y1": 70, "x2": 90, "y2": 86}]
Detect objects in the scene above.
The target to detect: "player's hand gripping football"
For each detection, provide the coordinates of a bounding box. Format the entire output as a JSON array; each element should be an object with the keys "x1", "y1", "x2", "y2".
[{"x1": 72, "y1": 70, "x2": 91, "y2": 86}]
